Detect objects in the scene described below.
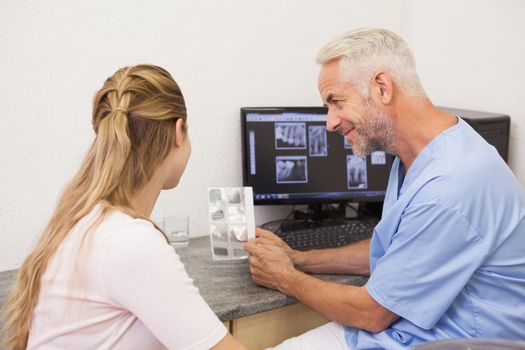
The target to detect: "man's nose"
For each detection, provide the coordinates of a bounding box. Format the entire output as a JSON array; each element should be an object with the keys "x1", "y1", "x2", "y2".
[{"x1": 326, "y1": 108, "x2": 341, "y2": 133}]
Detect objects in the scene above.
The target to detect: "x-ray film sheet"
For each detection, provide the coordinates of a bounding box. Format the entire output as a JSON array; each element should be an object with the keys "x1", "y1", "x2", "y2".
[{"x1": 207, "y1": 187, "x2": 255, "y2": 260}]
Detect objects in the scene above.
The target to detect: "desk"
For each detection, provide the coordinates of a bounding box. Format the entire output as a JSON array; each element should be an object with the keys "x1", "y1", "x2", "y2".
[
  {"x1": 177, "y1": 236, "x2": 368, "y2": 349},
  {"x1": 0, "y1": 237, "x2": 368, "y2": 350}
]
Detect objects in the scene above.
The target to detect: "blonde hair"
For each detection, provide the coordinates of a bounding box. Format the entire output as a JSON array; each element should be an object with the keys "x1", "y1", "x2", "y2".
[
  {"x1": 316, "y1": 27, "x2": 426, "y2": 97},
  {"x1": 1, "y1": 64, "x2": 187, "y2": 350}
]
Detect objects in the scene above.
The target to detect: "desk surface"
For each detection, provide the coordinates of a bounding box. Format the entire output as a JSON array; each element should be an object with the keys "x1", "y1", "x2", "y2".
[
  {"x1": 177, "y1": 236, "x2": 368, "y2": 321},
  {"x1": 0, "y1": 236, "x2": 369, "y2": 323}
]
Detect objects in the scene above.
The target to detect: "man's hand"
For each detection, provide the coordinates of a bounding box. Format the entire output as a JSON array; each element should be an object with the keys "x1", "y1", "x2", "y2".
[
  {"x1": 245, "y1": 228, "x2": 297, "y2": 291},
  {"x1": 245, "y1": 229, "x2": 397, "y2": 333},
  {"x1": 253, "y1": 228, "x2": 295, "y2": 256}
]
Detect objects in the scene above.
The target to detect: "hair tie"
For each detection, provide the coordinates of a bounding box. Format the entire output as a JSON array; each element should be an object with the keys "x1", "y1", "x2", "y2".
[{"x1": 115, "y1": 107, "x2": 128, "y2": 114}]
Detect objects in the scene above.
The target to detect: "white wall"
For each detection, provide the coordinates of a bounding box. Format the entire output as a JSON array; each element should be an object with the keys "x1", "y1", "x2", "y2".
[
  {"x1": 2, "y1": 1, "x2": 524, "y2": 272},
  {"x1": 402, "y1": 0, "x2": 525, "y2": 184},
  {"x1": 0, "y1": 0, "x2": 402, "y2": 271}
]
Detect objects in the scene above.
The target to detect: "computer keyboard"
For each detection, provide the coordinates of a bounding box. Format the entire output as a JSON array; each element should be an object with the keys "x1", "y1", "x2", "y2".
[{"x1": 277, "y1": 221, "x2": 375, "y2": 251}]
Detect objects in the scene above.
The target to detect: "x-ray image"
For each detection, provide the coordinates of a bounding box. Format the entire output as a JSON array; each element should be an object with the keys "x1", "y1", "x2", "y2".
[
  {"x1": 233, "y1": 249, "x2": 248, "y2": 258},
  {"x1": 213, "y1": 247, "x2": 228, "y2": 257},
  {"x1": 229, "y1": 225, "x2": 248, "y2": 242},
  {"x1": 276, "y1": 156, "x2": 308, "y2": 183},
  {"x1": 344, "y1": 136, "x2": 352, "y2": 149},
  {"x1": 309, "y1": 126, "x2": 327, "y2": 157},
  {"x1": 209, "y1": 188, "x2": 224, "y2": 204},
  {"x1": 207, "y1": 187, "x2": 255, "y2": 261},
  {"x1": 227, "y1": 206, "x2": 246, "y2": 223},
  {"x1": 275, "y1": 123, "x2": 306, "y2": 149},
  {"x1": 227, "y1": 188, "x2": 242, "y2": 204},
  {"x1": 210, "y1": 207, "x2": 225, "y2": 221},
  {"x1": 210, "y1": 224, "x2": 228, "y2": 242},
  {"x1": 347, "y1": 155, "x2": 368, "y2": 189}
]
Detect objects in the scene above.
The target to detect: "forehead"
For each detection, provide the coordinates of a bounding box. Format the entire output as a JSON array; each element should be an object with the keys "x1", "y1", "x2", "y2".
[
  {"x1": 318, "y1": 59, "x2": 342, "y2": 90},
  {"x1": 318, "y1": 59, "x2": 358, "y2": 99}
]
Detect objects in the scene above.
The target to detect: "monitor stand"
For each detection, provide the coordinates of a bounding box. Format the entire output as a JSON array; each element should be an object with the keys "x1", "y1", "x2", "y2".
[
  {"x1": 279, "y1": 202, "x2": 383, "y2": 233},
  {"x1": 301, "y1": 204, "x2": 326, "y2": 227},
  {"x1": 359, "y1": 202, "x2": 383, "y2": 219},
  {"x1": 280, "y1": 204, "x2": 346, "y2": 232}
]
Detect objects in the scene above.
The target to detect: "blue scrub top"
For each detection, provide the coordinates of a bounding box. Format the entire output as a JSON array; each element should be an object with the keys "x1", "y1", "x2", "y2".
[{"x1": 345, "y1": 118, "x2": 525, "y2": 349}]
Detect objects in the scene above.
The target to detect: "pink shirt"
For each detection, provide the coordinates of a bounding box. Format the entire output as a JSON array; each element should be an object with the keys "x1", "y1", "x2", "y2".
[{"x1": 28, "y1": 207, "x2": 227, "y2": 349}]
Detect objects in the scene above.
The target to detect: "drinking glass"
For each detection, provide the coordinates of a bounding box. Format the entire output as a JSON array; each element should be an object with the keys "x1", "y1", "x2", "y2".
[{"x1": 164, "y1": 215, "x2": 190, "y2": 248}]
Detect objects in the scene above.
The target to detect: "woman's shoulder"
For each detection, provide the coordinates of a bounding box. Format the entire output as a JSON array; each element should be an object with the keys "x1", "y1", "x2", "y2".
[
  {"x1": 86, "y1": 209, "x2": 173, "y2": 278},
  {"x1": 94, "y1": 209, "x2": 167, "y2": 252},
  {"x1": 103, "y1": 209, "x2": 155, "y2": 230}
]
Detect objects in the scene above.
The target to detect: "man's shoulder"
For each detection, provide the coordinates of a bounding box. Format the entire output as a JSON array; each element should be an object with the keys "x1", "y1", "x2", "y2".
[
  {"x1": 411, "y1": 139, "x2": 525, "y2": 240},
  {"x1": 420, "y1": 120, "x2": 517, "y2": 205}
]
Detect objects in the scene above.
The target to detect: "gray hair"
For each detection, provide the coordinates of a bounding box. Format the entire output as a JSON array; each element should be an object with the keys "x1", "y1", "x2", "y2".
[{"x1": 316, "y1": 28, "x2": 426, "y2": 97}]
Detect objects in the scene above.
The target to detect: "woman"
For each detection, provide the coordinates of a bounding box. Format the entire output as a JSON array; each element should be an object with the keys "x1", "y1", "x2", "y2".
[{"x1": 2, "y1": 65, "x2": 245, "y2": 350}]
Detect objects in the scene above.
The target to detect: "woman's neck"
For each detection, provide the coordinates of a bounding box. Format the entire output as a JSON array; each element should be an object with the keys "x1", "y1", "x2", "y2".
[{"x1": 130, "y1": 170, "x2": 164, "y2": 217}]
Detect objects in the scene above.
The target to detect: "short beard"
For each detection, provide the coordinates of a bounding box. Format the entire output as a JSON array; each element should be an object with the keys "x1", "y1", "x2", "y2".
[{"x1": 351, "y1": 98, "x2": 395, "y2": 158}]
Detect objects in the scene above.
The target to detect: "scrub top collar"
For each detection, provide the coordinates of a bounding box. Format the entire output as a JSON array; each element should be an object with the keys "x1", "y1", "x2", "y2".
[{"x1": 394, "y1": 116, "x2": 461, "y2": 200}]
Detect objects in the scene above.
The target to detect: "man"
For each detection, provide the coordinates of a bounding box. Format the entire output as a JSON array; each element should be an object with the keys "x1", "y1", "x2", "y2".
[{"x1": 245, "y1": 28, "x2": 525, "y2": 349}]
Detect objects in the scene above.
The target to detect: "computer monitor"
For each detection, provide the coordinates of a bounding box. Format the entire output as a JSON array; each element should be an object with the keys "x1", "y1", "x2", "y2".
[{"x1": 241, "y1": 107, "x2": 394, "y2": 210}]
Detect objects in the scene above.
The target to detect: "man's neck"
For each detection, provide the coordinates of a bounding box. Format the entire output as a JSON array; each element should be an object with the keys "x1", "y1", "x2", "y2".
[{"x1": 391, "y1": 97, "x2": 458, "y2": 172}]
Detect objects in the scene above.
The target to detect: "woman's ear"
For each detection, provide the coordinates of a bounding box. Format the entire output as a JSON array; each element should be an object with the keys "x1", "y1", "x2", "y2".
[{"x1": 173, "y1": 118, "x2": 186, "y2": 147}]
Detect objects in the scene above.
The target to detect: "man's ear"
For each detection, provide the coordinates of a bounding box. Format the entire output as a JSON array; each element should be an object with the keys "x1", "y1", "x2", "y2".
[
  {"x1": 371, "y1": 71, "x2": 393, "y2": 105},
  {"x1": 173, "y1": 118, "x2": 185, "y2": 147}
]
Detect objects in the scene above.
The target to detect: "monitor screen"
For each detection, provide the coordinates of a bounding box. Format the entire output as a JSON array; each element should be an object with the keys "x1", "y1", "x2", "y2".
[{"x1": 241, "y1": 107, "x2": 394, "y2": 205}]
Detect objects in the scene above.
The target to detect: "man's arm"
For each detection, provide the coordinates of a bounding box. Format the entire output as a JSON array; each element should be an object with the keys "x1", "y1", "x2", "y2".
[
  {"x1": 246, "y1": 231, "x2": 398, "y2": 333},
  {"x1": 255, "y1": 228, "x2": 370, "y2": 275},
  {"x1": 292, "y1": 238, "x2": 371, "y2": 275},
  {"x1": 284, "y1": 269, "x2": 397, "y2": 333}
]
